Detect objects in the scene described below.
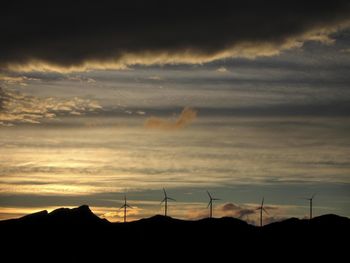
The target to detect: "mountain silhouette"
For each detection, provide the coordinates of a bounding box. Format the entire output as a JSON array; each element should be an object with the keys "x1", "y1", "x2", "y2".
[
  {"x1": 0, "y1": 205, "x2": 108, "y2": 226},
  {"x1": 1, "y1": 206, "x2": 348, "y2": 261}
]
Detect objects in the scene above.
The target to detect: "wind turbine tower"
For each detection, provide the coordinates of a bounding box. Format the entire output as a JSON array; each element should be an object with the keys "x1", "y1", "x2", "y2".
[
  {"x1": 306, "y1": 194, "x2": 316, "y2": 220},
  {"x1": 207, "y1": 191, "x2": 220, "y2": 218},
  {"x1": 256, "y1": 197, "x2": 269, "y2": 227},
  {"x1": 161, "y1": 188, "x2": 175, "y2": 217},
  {"x1": 120, "y1": 195, "x2": 132, "y2": 223}
]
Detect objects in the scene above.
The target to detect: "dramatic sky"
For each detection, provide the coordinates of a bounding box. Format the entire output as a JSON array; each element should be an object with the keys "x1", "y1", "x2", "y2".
[{"x1": 1, "y1": 1, "x2": 350, "y2": 223}]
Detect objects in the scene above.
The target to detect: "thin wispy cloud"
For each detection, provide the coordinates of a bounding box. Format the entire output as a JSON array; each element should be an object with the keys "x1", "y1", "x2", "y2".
[
  {"x1": 147, "y1": 76, "x2": 163, "y2": 81},
  {"x1": 340, "y1": 48, "x2": 350, "y2": 53},
  {"x1": 216, "y1": 67, "x2": 228, "y2": 73},
  {"x1": 0, "y1": 86, "x2": 102, "y2": 126},
  {"x1": 220, "y1": 202, "x2": 281, "y2": 223},
  {"x1": 0, "y1": 75, "x2": 39, "y2": 86},
  {"x1": 185, "y1": 202, "x2": 284, "y2": 225},
  {"x1": 221, "y1": 203, "x2": 256, "y2": 219},
  {"x1": 66, "y1": 75, "x2": 97, "y2": 83}
]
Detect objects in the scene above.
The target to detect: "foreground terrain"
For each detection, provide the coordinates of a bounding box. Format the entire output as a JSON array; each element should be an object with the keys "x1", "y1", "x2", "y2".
[{"x1": 1, "y1": 205, "x2": 348, "y2": 261}]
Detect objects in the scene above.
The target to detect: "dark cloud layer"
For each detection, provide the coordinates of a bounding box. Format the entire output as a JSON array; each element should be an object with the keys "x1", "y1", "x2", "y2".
[{"x1": 1, "y1": 1, "x2": 350, "y2": 72}]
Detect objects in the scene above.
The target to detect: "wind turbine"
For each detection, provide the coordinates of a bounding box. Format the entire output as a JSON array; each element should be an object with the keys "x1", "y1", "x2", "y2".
[
  {"x1": 256, "y1": 197, "x2": 269, "y2": 227},
  {"x1": 119, "y1": 195, "x2": 132, "y2": 223},
  {"x1": 306, "y1": 194, "x2": 316, "y2": 220},
  {"x1": 161, "y1": 188, "x2": 175, "y2": 217},
  {"x1": 207, "y1": 191, "x2": 220, "y2": 218}
]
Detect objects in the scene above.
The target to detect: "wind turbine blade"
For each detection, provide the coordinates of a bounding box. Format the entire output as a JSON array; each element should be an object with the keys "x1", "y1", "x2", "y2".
[
  {"x1": 126, "y1": 204, "x2": 133, "y2": 209},
  {"x1": 168, "y1": 197, "x2": 176, "y2": 201},
  {"x1": 263, "y1": 207, "x2": 269, "y2": 215},
  {"x1": 261, "y1": 197, "x2": 264, "y2": 207},
  {"x1": 207, "y1": 191, "x2": 212, "y2": 199},
  {"x1": 256, "y1": 207, "x2": 261, "y2": 211},
  {"x1": 160, "y1": 198, "x2": 166, "y2": 205},
  {"x1": 163, "y1": 188, "x2": 167, "y2": 197},
  {"x1": 207, "y1": 201, "x2": 212, "y2": 208},
  {"x1": 212, "y1": 198, "x2": 221, "y2": 201}
]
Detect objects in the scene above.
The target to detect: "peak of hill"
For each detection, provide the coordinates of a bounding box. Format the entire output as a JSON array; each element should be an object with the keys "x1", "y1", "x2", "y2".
[
  {"x1": 47, "y1": 205, "x2": 106, "y2": 224},
  {"x1": 0, "y1": 205, "x2": 108, "y2": 226}
]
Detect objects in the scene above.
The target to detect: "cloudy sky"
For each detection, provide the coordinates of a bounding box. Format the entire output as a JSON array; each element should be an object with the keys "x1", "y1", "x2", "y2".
[{"x1": 1, "y1": 1, "x2": 350, "y2": 223}]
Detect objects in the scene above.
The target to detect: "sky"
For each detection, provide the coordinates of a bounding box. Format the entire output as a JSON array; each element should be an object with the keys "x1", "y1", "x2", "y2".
[{"x1": 0, "y1": 1, "x2": 350, "y2": 224}]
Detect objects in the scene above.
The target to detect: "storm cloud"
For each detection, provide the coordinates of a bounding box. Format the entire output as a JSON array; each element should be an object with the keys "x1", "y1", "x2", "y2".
[{"x1": 1, "y1": 1, "x2": 350, "y2": 72}]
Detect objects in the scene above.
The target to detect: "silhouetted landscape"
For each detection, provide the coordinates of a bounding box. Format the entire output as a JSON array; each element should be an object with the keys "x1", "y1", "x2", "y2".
[{"x1": 1, "y1": 205, "x2": 349, "y2": 260}]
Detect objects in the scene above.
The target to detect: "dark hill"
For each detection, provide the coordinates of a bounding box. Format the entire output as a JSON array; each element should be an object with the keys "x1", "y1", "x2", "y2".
[
  {"x1": 1, "y1": 206, "x2": 349, "y2": 261},
  {"x1": 0, "y1": 205, "x2": 108, "y2": 226}
]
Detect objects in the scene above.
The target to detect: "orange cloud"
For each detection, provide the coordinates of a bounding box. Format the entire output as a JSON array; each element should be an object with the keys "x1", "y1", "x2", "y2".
[{"x1": 144, "y1": 107, "x2": 197, "y2": 130}]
